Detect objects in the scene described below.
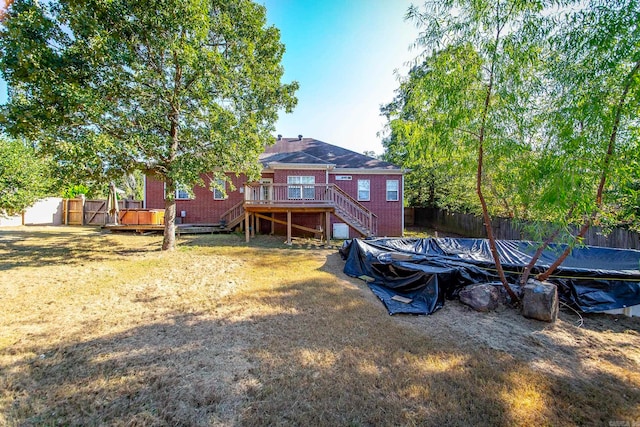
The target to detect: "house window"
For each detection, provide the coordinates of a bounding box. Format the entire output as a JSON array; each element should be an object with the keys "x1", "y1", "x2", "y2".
[
  {"x1": 358, "y1": 179, "x2": 370, "y2": 201},
  {"x1": 287, "y1": 176, "x2": 315, "y2": 199},
  {"x1": 175, "y1": 183, "x2": 191, "y2": 200},
  {"x1": 213, "y1": 178, "x2": 226, "y2": 200},
  {"x1": 386, "y1": 180, "x2": 399, "y2": 201}
]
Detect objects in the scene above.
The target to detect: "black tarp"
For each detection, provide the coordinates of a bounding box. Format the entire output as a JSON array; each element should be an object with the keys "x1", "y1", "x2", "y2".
[{"x1": 339, "y1": 237, "x2": 640, "y2": 315}]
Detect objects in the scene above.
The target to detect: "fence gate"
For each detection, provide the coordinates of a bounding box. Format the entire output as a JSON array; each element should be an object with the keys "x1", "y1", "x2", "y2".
[
  {"x1": 84, "y1": 200, "x2": 107, "y2": 225},
  {"x1": 64, "y1": 199, "x2": 85, "y2": 225},
  {"x1": 64, "y1": 198, "x2": 144, "y2": 225}
]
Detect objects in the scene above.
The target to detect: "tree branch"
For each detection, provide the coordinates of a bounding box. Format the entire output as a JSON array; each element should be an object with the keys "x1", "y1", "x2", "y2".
[
  {"x1": 536, "y1": 57, "x2": 640, "y2": 281},
  {"x1": 476, "y1": 0, "x2": 519, "y2": 303}
]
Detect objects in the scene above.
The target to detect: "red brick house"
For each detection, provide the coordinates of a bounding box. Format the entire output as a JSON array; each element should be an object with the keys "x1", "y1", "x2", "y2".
[{"x1": 144, "y1": 136, "x2": 406, "y2": 241}]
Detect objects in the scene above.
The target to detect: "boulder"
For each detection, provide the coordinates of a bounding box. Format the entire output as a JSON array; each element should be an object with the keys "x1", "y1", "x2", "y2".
[
  {"x1": 459, "y1": 283, "x2": 500, "y2": 312},
  {"x1": 522, "y1": 280, "x2": 559, "y2": 322},
  {"x1": 493, "y1": 282, "x2": 522, "y2": 305}
]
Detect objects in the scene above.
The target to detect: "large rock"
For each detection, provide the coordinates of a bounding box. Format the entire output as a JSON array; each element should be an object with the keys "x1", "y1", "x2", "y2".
[
  {"x1": 459, "y1": 283, "x2": 500, "y2": 312},
  {"x1": 522, "y1": 280, "x2": 559, "y2": 322},
  {"x1": 494, "y1": 282, "x2": 522, "y2": 305}
]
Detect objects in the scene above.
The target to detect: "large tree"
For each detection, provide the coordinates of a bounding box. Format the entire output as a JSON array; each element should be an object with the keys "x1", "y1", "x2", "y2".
[
  {"x1": 394, "y1": 0, "x2": 547, "y2": 301},
  {"x1": 384, "y1": 0, "x2": 640, "y2": 294},
  {"x1": 529, "y1": 0, "x2": 640, "y2": 280},
  {"x1": 0, "y1": 0, "x2": 297, "y2": 250},
  {"x1": 381, "y1": 45, "x2": 483, "y2": 213}
]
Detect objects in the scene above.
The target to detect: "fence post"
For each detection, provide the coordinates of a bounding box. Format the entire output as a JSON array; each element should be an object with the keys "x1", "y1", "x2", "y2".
[{"x1": 79, "y1": 194, "x2": 86, "y2": 225}]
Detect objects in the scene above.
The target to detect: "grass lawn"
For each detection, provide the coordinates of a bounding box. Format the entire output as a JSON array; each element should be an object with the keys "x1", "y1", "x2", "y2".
[{"x1": 1, "y1": 226, "x2": 639, "y2": 426}]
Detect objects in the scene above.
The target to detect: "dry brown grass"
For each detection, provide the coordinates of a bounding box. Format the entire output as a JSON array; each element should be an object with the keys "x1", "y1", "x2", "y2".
[{"x1": 1, "y1": 226, "x2": 639, "y2": 426}]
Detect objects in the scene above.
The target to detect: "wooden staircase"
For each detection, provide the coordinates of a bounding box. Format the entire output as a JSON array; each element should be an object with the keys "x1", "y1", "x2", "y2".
[
  {"x1": 329, "y1": 185, "x2": 377, "y2": 237},
  {"x1": 220, "y1": 200, "x2": 246, "y2": 230}
]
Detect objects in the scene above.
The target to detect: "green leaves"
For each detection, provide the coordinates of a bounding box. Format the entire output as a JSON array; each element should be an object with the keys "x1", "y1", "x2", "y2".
[
  {"x1": 2, "y1": 0, "x2": 298, "y2": 178},
  {"x1": 384, "y1": 0, "x2": 640, "y2": 233},
  {"x1": 381, "y1": 43, "x2": 483, "y2": 210},
  {"x1": 1, "y1": 0, "x2": 297, "y2": 248},
  {"x1": 0, "y1": 137, "x2": 54, "y2": 215}
]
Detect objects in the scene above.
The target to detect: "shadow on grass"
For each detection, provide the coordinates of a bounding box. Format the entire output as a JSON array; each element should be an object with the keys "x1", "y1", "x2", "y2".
[
  {"x1": 2, "y1": 251, "x2": 639, "y2": 426},
  {"x1": 0, "y1": 227, "x2": 159, "y2": 271},
  {"x1": 2, "y1": 312, "x2": 257, "y2": 426},
  {"x1": 179, "y1": 232, "x2": 338, "y2": 251},
  {"x1": 237, "y1": 254, "x2": 640, "y2": 426}
]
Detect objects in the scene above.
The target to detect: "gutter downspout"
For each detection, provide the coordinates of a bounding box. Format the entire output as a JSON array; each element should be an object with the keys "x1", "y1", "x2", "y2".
[
  {"x1": 401, "y1": 172, "x2": 406, "y2": 237},
  {"x1": 326, "y1": 165, "x2": 333, "y2": 241},
  {"x1": 143, "y1": 174, "x2": 147, "y2": 209}
]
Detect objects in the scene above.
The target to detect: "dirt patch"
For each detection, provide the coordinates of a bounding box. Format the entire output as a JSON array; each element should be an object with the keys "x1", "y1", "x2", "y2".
[
  {"x1": 324, "y1": 250, "x2": 640, "y2": 395},
  {"x1": 397, "y1": 302, "x2": 640, "y2": 377}
]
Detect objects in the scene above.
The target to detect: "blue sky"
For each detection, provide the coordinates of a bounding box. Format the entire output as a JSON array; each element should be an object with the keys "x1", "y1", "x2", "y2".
[
  {"x1": 263, "y1": 0, "x2": 420, "y2": 155},
  {"x1": 0, "y1": 0, "x2": 420, "y2": 156}
]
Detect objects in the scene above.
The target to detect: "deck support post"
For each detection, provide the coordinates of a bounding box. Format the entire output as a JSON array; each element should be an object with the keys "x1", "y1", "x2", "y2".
[
  {"x1": 325, "y1": 211, "x2": 331, "y2": 245},
  {"x1": 270, "y1": 213, "x2": 274, "y2": 235},
  {"x1": 245, "y1": 211, "x2": 250, "y2": 243},
  {"x1": 251, "y1": 213, "x2": 256, "y2": 238},
  {"x1": 287, "y1": 210, "x2": 292, "y2": 245}
]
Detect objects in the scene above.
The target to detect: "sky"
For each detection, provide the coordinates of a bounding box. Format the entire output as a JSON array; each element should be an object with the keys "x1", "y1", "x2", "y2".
[
  {"x1": 0, "y1": 0, "x2": 421, "y2": 156},
  {"x1": 262, "y1": 0, "x2": 420, "y2": 155}
]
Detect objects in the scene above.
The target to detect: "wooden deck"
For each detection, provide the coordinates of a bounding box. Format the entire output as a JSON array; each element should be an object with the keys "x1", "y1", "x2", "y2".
[
  {"x1": 244, "y1": 204, "x2": 334, "y2": 213},
  {"x1": 105, "y1": 183, "x2": 377, "y2": 244},
  {"x1": 103, "y1": 223, "x2": 230, "y2": 235},
  {"x1": 226, "y1": 183, "x2": 378, "y2": 244}
]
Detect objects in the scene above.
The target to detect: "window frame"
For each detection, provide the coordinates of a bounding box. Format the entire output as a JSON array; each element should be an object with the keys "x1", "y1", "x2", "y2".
[
  {"x1": 386, "y1": 179, "x2": 399, "y2": 201},
  {"x1": 213, "y1": 178, "x2": 227, "y2": 200},
  {"x1": 357, "y1": 179, "x2": 370, "y2": 202},
  {"x1": 287, "y1": 176, "x2": 315, "y2": 200},
  {"x1": 174, "y1": 183, "x2": 191, "y2": 200}
]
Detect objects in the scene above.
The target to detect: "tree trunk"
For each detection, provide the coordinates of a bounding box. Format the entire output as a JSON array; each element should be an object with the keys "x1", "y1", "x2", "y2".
[
  {"x1": 520, "y1": 207, "x2": 574, "y2": 285},
  {"x1": 477, "y1": 50, "x2": 519, "y2": 302},
  {"x1": 536, "y1": 222, "x2": 590, "y2": 281},
  {"x1": 477, "y1": 144, "x2": 519, "y2": 302},
  {"x1": 473, "y1": 1, "x2": 519, "y2": 303},
  {"x1": 160, "y1": 52, "x2": 182, "y2": 251},
  {"x1": 519, "y1": 229, "x2": 559, "y2": 285},
  {"x1": 162, "y1": 179, "x2": 177, "y2": 251}
]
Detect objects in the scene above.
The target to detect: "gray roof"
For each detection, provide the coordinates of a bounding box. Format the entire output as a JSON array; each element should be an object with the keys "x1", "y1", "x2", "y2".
[{"x1": 260, "y1": 137, "x2": 400, "y2": 170}]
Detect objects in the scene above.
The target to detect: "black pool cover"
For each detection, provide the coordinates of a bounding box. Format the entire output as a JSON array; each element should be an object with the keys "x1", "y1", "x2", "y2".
[{"x1": 339, "y1": 237, "x2": 640, "y2": 315}]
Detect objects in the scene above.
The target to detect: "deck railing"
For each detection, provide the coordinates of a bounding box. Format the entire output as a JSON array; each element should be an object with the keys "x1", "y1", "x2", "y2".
[
  {"x1": 243, "y1": 183, "x2": 377, "y2": 236},
  {"x1": 220, "y1": 200, "x2": 245, "y2": 229},
  {"x1": 244, "y1": 183, "x2": 334, "y2": 206},
  {"x1": 331, "y1": 185, "x2": 378, "y2": 236}
]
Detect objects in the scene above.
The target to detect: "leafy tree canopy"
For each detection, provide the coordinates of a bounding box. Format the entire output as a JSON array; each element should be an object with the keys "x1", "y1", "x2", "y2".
[
  {"x1": 381, "y1": 44, "x2": 483, "y2": 211},
  {"x1": 382, "y1": 0, "x2": 639, "y2": 289},
  {"x1": 0, "y1": 136, "x2": 54, "y2": 216},
  {"x1": 1, "y1": 0, "x2": 298, "y2": 249},
  {"x1": 383, "y1": 0, "x2": 640, "y2": 231}
]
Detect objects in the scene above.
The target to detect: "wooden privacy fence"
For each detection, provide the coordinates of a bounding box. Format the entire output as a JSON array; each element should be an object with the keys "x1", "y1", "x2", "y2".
[
  {"x1": 408, "y1": 207, "x2": 640, "y2": 250},
  {"x1": 63, "y1": 198, "x2": 143, "y2": 225}
]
